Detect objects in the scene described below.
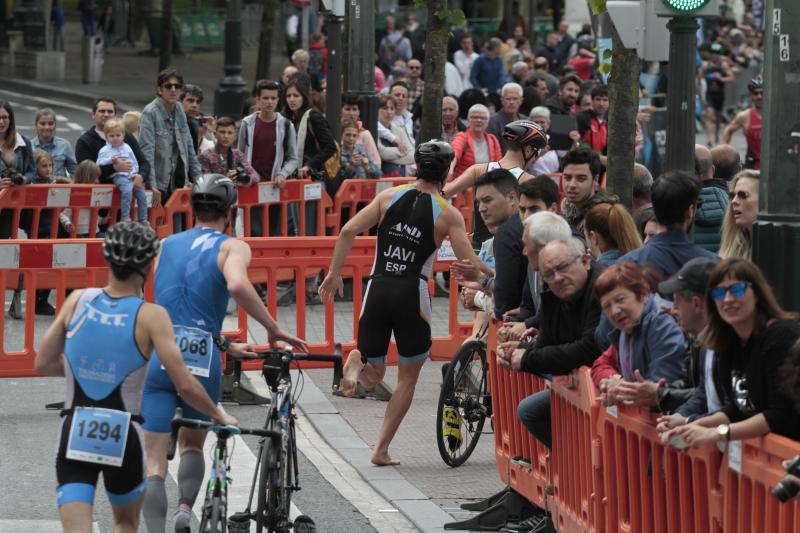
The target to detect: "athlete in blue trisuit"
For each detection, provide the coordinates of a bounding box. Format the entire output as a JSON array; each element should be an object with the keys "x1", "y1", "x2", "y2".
[
  {"x1": 139, "y1": 173, "x2": 307, "y2": 533},
  {"x1": 318, "y1": 140, "x2": 491, "y2": 466},
  {"x1": 36, "y1": 221, "x2": 237, "y2": 533}
]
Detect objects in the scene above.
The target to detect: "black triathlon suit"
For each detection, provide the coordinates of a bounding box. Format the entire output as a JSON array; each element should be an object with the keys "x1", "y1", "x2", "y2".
[{"x1": 358, "y1": 185, "x2": 446, "y2": 364}]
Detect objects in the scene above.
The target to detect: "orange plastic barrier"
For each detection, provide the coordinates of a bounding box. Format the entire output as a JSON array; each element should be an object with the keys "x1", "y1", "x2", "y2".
[
  {"x1": 0, "y1": 184, "x2": 165, "y2": 238},
  {"x1": 550, "y1": 368, "x2": 604, "y2": 533},
  {"x1": 450, "y1": 188, "x2": 474, "y2": 234},
  {"x1": 323, "y1": 178, "x2": 414, "y2": 235},
  {"x1": 487, "y1": 323, "x2": 552, "y2": 511},
  {"x1": 0, "y1": 237, "x2": 471, "y2": 377},
  {"x1": 491, "y1": 357, "x2": 800, "y2": 533}
]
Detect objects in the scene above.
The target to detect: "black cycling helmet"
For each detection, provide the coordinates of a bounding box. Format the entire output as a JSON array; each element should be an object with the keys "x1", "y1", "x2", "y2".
[
  {"x1": 504, "y1": 120, "x2": 548, "y2": 152},
  {"x1": 102, "y1": 221, "x2": 160, "y2": 279},
  {"x1": 747, "y1": 76, "x2": 763, "y2": 92},
  {"x1": 415, "y1": 140, "x2": 454, "y2": 183},
  {"x1": 191, "y1": 173, "x2": 238, "y2": 215}
]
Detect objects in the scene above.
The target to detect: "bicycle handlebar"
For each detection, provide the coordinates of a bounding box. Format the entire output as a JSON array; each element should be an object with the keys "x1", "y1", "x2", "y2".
[
  {"x1": 167, "y1": 408, "x2": 278, "y2": 460},
  {"x1": 254, "y1": 349, "x2": 341, "y2": 364}
]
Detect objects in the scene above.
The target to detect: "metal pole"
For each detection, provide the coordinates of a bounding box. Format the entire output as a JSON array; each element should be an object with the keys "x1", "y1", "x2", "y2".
[
  {"x1": 159, "y1": 0, "x2": 173, "y2": 70},
  {"x1": 663, "y1": 16, "x2": 698, "y2": 173},
  {"x1": 752, "y1": 0, "x2": 800, "y2": 310},
  {"x1": 326, "y1": 15, "x2": 343, "y2": 140},
  {"x1": 346, "y1": 0, "x2": 376, "y2": 138},
  {"x1": 214, "y1": 0, "x2": 249, "y2": 118},
  {"x1": 301, "y1": 5, "x2": 310, "y2": 50}
]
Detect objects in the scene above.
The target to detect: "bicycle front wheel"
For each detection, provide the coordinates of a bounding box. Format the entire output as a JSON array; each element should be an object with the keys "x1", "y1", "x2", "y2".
[
  {"x1": 436, "y1": 339, "x2": 489, "y2": 467},
  {"x1": 256, "y1": 419, "x2": 294, "y2": 533}
]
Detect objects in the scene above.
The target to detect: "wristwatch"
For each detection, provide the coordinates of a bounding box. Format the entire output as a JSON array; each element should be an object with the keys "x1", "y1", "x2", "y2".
[
  {"x1": 214, "y1": 336, "x2": 232, "y2": 352},
  {"x1": 716, "y1": 424, "x2": 731, "y2": 442}
]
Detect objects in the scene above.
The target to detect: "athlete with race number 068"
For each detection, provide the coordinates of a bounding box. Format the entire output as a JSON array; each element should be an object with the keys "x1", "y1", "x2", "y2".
[{"x1": 36, "y1": 221, "x2": 236, "y2": 533}]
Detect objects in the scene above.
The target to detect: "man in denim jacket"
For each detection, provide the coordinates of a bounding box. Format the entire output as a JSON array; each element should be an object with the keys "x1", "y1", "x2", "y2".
[{"x1": 138, "y1": 68, "x2": 202, "y2": 210}]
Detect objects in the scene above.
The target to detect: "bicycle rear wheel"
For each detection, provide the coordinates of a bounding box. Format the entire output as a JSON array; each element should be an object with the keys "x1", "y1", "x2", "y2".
[
  {"x1": 255, "y1": 419, "x2": 294, "y2": 532},
  {"x1": 436, "y1": 339, "x2": 489, "y2": 467}
]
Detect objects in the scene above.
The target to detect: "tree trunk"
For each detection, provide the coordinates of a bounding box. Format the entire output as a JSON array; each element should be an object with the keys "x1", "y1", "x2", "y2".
[
  {"x1": 419, "y1": 0, "x2": 448, "y2": 143},
  {"x1": 605, "y1": 22, "x2": 639, "y2": 210},
  {"x1": 255, "y1": 0, "x2": 277, "y2": 80}
]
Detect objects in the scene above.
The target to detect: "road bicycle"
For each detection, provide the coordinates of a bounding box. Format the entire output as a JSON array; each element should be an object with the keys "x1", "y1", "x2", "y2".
[
  {"x1": 168, "y1": 409, "x2": 273, "y2": 533},
  {"x1": 436, "y1": 337, "x2": 491, "y2": 467},
  {"x1": 236, "y1": 348, "x2": 341, "y2": 533}
]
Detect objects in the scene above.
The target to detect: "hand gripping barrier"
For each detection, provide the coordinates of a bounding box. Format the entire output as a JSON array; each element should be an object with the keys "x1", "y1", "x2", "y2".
[
  {"x1": 487, "y1": 325, "x2": 552, "y2": 511},
  {"x1": 323, "y1": 178, "x2": 414, "y2": 235},
  {"x1": 0, "y1": 184, "x2": 165, "y2": 238},
  {"x1": 550, "y1": 367, "x2": 604, "y2": 533},
  {"x1": 0, "y1": 237, "x2": 471, "y2": 377}
]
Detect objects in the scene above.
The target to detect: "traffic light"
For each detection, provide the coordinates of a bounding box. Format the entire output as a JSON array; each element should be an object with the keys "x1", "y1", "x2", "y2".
[
  {"x1": 606, "y1": 0, "x2": 670, "y2": 62},
  {"x1": 654, "y1": 0, "x2": 720, "y2": 17}
]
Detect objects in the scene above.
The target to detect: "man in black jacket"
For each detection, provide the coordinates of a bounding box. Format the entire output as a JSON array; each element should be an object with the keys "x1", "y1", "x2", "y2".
[
  {"x1": 75, "y1": 98, "x2": 151, "y2": 188},
  {"x1": 498, "y1": 238, "x2": 603, "y2": 449}
]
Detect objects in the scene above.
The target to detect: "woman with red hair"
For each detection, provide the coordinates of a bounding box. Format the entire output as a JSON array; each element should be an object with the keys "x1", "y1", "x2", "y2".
[{"x1": 591, "y1": 261, "x2": 686, "y2": 405}]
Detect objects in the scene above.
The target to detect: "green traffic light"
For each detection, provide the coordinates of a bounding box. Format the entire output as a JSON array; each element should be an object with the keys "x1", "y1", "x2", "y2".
[{"x1": 663, "y1": 0, "x2": 709, "y2": 11}]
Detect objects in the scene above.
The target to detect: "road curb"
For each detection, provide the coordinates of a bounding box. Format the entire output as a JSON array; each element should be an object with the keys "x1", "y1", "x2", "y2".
[
  {"x1": 2, "y1": 78, "x2": 137, "y2": 113},
  {"x1": 295, "y1": 371, "x2": 469, "y2": 533}
]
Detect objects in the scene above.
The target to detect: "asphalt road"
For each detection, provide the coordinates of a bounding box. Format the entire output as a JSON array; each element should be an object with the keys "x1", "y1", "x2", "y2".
[{"x1": 0, "y1": 88, "x2": 93, "y2": 149}]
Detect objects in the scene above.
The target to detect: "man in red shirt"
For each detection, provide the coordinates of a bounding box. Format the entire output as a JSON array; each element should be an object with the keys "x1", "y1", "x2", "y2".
[
  {"x1": 236, "y1": 79, "x2": 299, "y2": 236},
  {"x1": 577, "y1": 84, "x2": 609, "y2": 155},
  {"x1": 722, "y1": 77, "x2": 763, "y2": 169}
]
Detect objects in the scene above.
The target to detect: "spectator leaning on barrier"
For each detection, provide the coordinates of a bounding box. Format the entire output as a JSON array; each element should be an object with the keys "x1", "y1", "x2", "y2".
[
  {"x1": 199, "y1": 116, "x2": 258, "y2": 186},
  {"x1": 498, "y1": 238, "x2": 604, "y2": 452},
  {"x1": 661, "y1": 258, "x2": 800, "y2": 446},
  {"x1": 487, "y1": 83, "x2": 527, "y2": 152},
  {"x1": 31, "y1": 108, "x2": 77, "y2": 179},
  {"x1": 693, "y1": 144, "x2": 729, "y2": 253},
  {"x1": 619, "y1": 169, "x2": 718, "y2": 280},
  {"x1": 139, "y1": 69, "x2": 201, "y2": 208},
  {"x1": 590, "y1": 262, "x2": 687, "y2": 407},
  {"x1": 339, "y1": 119, "x2": 381, "y2": 183},
  {"x1": 719, "y1": 170, "x2": 759, "y2": 260},
  {"x1": 75, "y1": 98, "x2": 150, "y2": 189},
  {"x1": 560, "y1": 148, "x2": 619, "y2": 232},
  {"x1": 654, "y1": 258, "x2": 722, "y2": 430},
  {"x1": 238, "y1": 79, "x2": 298, "y2": 237},
  {"x1": 0, "y1": 101, "x2": 36, "y2": 241}
]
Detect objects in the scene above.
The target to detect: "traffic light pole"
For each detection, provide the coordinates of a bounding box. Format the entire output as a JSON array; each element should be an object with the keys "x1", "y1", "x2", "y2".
[
  {"x1": 346, "y1": 0, "x2": 377, "y2": 139},
  {"x1": 752, "y1": 0, "x2": 800, "y2": 310},
  {"x1": 663, "y1": 16, "x2": 698, "y2": 172},
  {"x1": 214, "y1": 0, "x2": 248, "y2": 118}
]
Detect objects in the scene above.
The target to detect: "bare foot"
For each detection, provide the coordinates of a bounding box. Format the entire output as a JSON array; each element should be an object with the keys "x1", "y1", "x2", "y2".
[
  {"x1": 339, "y1": 350, "x2": 364, "y2": 397},
  {"x1": 371, "y1": 451, "x2": 400, "y2": 466}
]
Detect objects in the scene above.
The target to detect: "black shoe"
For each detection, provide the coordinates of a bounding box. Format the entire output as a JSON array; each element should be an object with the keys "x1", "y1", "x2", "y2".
[
  {"x1": 276, "y1": 287, "x2": 296, "y2": 307},
  {"x1": 35, "y1": 301, "x2": 56, "y2": 316},
  {"x1": 503, "y1": 512, "x2": 550, "y2": 533},
  {"x1": 305, "y1": 292, "x2": 323, "y2": 306},
  {"x1": 7, "y1": 291, "x2": 22, "y2": 320}
]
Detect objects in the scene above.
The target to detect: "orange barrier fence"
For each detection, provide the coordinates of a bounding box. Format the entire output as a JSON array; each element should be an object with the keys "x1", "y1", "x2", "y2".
[
  {"x1": 489, "y1": 356, "x2": 800, "y2": 532},
  {"x1": 488, "y1": 326, "x2": 552, "y2": 511},
  {"x1": 0, "y1": 237, "x2": 471, "y2": 378},
  {"x1": 0, "y1": 184, "x2": 165, "y2": 238},
  {"x1": 450, "y1": 188, "x2": 474, "y2": 235}
]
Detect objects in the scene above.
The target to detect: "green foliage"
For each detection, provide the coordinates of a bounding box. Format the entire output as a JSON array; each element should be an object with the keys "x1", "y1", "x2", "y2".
[
  {"x1": 602, "y1": 48, "x2": 614, "y2": 60},
  {"x1": 598, "y1": 62, "x2": 613, "y2": 75},
  {"x1": 587, "y1": 0, "x2": 608, "y2": 15},
  {"x1": 413, "y1": 0, "x2": 466, "y2": 26}
]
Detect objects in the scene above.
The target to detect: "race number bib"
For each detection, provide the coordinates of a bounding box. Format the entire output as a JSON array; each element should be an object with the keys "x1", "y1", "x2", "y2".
[
  {"x1": 174, "y1": 325, "x2": 213, "y2": 378},
  {"x1": 66, "y1": 407, "x2": 131, "y2": 467}
]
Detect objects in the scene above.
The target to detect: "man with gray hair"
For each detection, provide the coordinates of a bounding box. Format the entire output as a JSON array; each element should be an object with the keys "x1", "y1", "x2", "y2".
[
  {"x1": 497, "y1": 236, "x2": 603, "y2": 529},
  {"x1": 511, "y1": 61, "x2": 530, "y2": 85},
  {"x1": 693, "y1": 144, "x2": 728, "y2": 252},
  {"x1": 488, "y1": 82, "x2": 527, "y2": 151},
  {"x1": 633, "y1": 163, "x2": 653, "y2": 213},
  {"x1": 441, "y1": 96, "x2": 463, "y2": 144},
  {"x1": 528, "y1": 106, "x2": 560, "y2": 176}
]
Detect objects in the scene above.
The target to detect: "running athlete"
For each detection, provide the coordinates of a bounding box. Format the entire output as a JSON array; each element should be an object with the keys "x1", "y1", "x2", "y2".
[
  {"x1": 699, "y1": 44, "x2": 734, "y2": 146},
  {"x1": 36, "y1": 221, "x2": 236, "y2": 533},
  {"x1": 140, "y1": 173, "x2": 307, "y2": 533},
  {"x1": 318, "y1": 140, "x2": 490, "y2": 466},
  {"x1": 723, "y1": 77, "x2": 763, "y2": 169},
  {"x1": 442, "y1": 120, "x2": 548, "y2": 248}
]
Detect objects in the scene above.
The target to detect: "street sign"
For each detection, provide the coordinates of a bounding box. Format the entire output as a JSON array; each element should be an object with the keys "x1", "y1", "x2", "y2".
[
  {"x1": 654, "y1": 0, "x2": 720, "y2": 17},
  {"x1": 607, "y1": 0, "x2": 670, "y2": 62}
]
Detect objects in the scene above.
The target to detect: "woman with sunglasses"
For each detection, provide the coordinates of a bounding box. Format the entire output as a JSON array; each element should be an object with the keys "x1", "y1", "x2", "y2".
[
  {"x1": 719, "y1": 170, "x2": 759, "y2": 259},
  {"x1": 661, "y1": 258, "x2": 800, "y2": 447},
  {"x1": 591, "y1": 262, "x2": 687, "y2": 406}
]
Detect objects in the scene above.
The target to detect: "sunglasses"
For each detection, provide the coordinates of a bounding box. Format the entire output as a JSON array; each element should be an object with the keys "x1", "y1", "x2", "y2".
[
  {"x1": 162, "y1": 83, "x2": 183, "y2": 90},
  {"x1": 711, "y1": 281, "x2": 750, "y2": 302},
  {"x1": 729, "y1": 190, "x2": 751, "y2": 201}
]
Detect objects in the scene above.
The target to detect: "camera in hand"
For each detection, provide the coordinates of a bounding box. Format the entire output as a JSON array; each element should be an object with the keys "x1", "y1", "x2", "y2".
[
  {"x1": 773, "y1": 454, "x2": 800, "y2": 502},
  {"x1": 235, "y1": 165, "x2": 249, "y2": 184},
  {"x1": 0, "y1": 166, "x2": 25, "y2": 186}
]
